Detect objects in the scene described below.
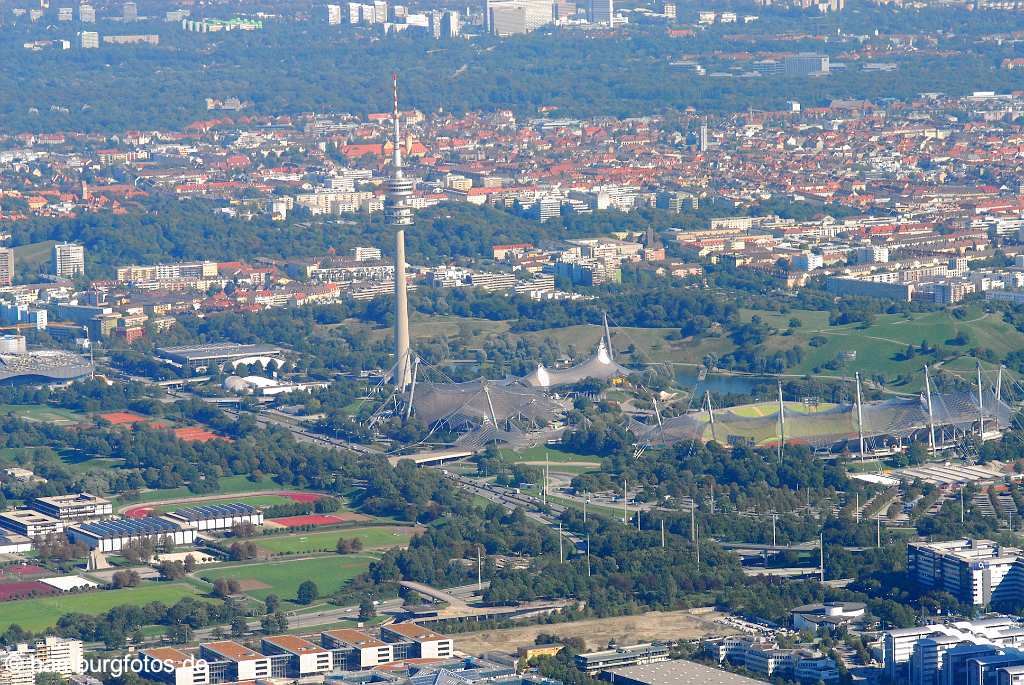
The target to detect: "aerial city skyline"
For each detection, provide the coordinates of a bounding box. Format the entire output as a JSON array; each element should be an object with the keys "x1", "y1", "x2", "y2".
[{"x1": 3, "y1": 0, "x2": 1024, "y2": 684}]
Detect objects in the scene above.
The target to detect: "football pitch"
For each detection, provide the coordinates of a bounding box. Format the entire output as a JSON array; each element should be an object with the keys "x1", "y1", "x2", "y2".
[{"x1": 199, "y1": 555, "x2": 374, "y2": 603}]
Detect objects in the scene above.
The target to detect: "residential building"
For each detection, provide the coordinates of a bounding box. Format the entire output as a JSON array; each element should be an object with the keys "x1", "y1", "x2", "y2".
[
  {"x1": 321, "y1": 629, "x2": 394, "y2": 670},
  {"x1": 80, "y1": 31, "x2": 99, "y2": 48},
  {"x1": 907, "y1": 539, "x2": 1024, "y2": 606},
  {"x1": 784, "y1": 53, "x2": 829, "y2": 76},
  {"x1": 52, "y1": 242, "x2": 85, "y2": 278},
  {"x1": 140, "y1": 647, "x2": 210, "y2": 685},
  {"x1": 380, "y1": 624, "x2": 454, "y2": 659},
  {"x1": 199, "y1": 642, "x2": 270, "y2": 683},
  {"x1": 589, "y1": 0, "x2": 612, "y2": 23},
  {"x1": 0, "y1": 637, "x2": 85, "y2": 685},
  {"x1": 260, "y1": 636, "x2": 332, "y2": 678},
  {"x1": 0, "y1": 248, "x2": 13, "y2": 286},
  {"x1": 883, "y1": 616, "x2": 1024, "y2": 683}
]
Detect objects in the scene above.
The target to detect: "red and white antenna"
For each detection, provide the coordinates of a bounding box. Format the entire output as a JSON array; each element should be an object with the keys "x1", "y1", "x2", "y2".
[{"x1": 392, "y1": 72, "x2": 403, "y2": 173}]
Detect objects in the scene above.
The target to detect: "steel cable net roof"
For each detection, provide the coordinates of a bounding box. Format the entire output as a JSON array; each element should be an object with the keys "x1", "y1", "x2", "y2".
[
  {"x1": 522, "y1": 340, "x2": 631, "y2": 388},
  {"x1": 409, "y1": 378, "x2": 565, "y2": 428},
  {"x1": 632, "y1": 390, "x2": 1010, "y2": 449}
]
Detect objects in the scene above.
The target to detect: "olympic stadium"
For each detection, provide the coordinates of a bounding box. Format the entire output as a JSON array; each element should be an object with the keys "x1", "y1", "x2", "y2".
[
  {"x1": 630, "y1": 387, "x2": 1011, "y2": 454},
  {"x1": 389, "y1": 322, "x2": 1010, "y2": 457}
]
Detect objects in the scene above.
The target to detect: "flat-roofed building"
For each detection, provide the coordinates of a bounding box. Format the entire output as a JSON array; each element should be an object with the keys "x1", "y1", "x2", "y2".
[
  {"x1": 155, "y1": 342, "x2": 283, "y2": 371},
  {"x1": 67, "y1": 516, "x2": 196, "y2": 552},
  {"x1": 605, "y1": 659, "x2": 766, "y2": 684},
  {"x1": 908, "y1": 539, "x2": 1024, "y2": 606},
  {"x1": 0, "y1": 532, "x2": 31, "y2": 554},
  {"x1": 0, "y1": 637, "x2": 85, "y2": 685},
  {"x1": 260, "y1": 635, "x2": 332, "y2": 677},
  {"x1": 0, "y1": 510, "x2": 64, "y2": 537},
  {"x1": 322, "y1": 629, "x2": 394, "y2": 669},
  {"x1": 200, "y1": 641, "x2": 270, "y2": 682},
  {"x1": 380, "y1": 624, "x2": 454, "y2": 660},
  {"x1": 575, "y1": 643, "x2": 670, "y2": 674},
  {"x1": 140, "y1": 647, "x2": 210, "y2": 685},
  {"x1": 32, "y1": 493, "x2": 112, "y2": 522},
  {"x1": 164, "y1": 503, "x2": 263, "y2": 532}
]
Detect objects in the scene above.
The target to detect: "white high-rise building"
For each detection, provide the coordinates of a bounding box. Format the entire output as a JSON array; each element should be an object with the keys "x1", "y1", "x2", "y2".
[
  {"x1": 327, "y1": 4, "x2": 342, "y2": 23},
  {"x1": 52, "y1": 242, "x2": 85, "y2": 278},
  {"x1": 488, "y1": 0, "x2": 552, "y2": 34},
  {"x1": 0, "y1": 248, "x2": 13, "y2": 287},
  {"x1": 80, "y1": 30, "x2": 99, "y2": 48},
  {"x1": 123, "y1": 1, "x2": 137, "y2": 21},
  {"x1": 0, "y1": 637, "x2": 85, "y2": 685},
  {"x1": 589, "y1": 0, "x2": 612, "y2": 24},
  {"x1": 78, "y1": 3, "x2": 95, "y2": 21}
]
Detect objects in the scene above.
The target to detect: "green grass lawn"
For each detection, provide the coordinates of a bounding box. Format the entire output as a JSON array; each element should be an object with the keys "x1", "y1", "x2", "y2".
[
  {"x1": 256, "y1": 526, "x2": 416, "y2": 555},
  {"x1": 116, "y1": 475, "x2": 281, "y2": 505},
  {"x1": 0, "y1": 583, "x2": 199, "y2": 632},
  {"x1": 13, "y1": 241, "x2": 58, "y2": 273},
  {"x1": 150, "y1": 494, "x2": 299, "y2": 514},
  {"x1": 0, "y1": 404, "x2": 87, "y2": 425},
  {"x1": 199, "y1": 556, "x2": 374, "y2": 603},
  {"x1": 0, "y1": 447, "x2": 123, "y2": 476},
  {"x1": 752, "y1": 306, "x2": 1024, "y2": 384},
  {"x1": 497, "y1": 445, "x2": 603, "y2": 464}
]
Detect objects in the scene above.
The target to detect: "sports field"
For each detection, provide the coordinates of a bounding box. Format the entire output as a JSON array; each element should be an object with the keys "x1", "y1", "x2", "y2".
[
  {"x1": 0, "y1": 583, "x2": 199, "y2": 632},
  {"x1": 116, "y1": 475, "x2": 280, "y2": 505},
  {"x1": 199, "y1": 556, "x2": 373, "y2": 603},
  {"x1": 256, "y1": 526, "x2": 417, "y2": 555},
  {"x1": 0, "y1": 404, "x2": 86, "y2": 425},
  {"x1": 690, "y1": 400, "x2": 854, "y2": 446},
  {"x1": 148, "y1": 494, "x2": 299, "y2": 515}
]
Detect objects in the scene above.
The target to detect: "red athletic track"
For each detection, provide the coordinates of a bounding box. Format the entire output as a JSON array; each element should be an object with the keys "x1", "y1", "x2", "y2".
[
  {"x1": 0, "y1": 580, "x2": 56, "y2": 601},
  {"x1": 123, "y1": 491, "x2": 326, "y2": 519},
  {"x1": 269, "y1": 514, "x2": 348, "y2": 527},
  {"x1": 1, "y1": 564, "x2": 48, "y2": 577}
]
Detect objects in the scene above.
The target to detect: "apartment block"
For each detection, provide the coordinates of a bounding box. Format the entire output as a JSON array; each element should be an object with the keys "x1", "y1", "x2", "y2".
[
  {"x1": 260, "y1": 636, "x2": 332, "y2": 677},
  {"x1": 907, "y1": 539, "x2": 1024, "y2": 606},
  {"x1": 321, "y1": 629, "x2": 394, "y2": 669},
  {"x1": 200, "y1": 642, "x2": 270, "y2": 682},
  {"x1": 380, "y1": 623, "x2": 454, "y2": 660}
]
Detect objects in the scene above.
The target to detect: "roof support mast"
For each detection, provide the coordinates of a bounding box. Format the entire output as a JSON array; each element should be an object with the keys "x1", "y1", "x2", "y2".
[
  {"x1": 977, "y1": 359, "x2": 985, "y2": 438},
  {"x1": 706, "y1": 390, "x2": 717, "y2": 444},
  {"x1": 777, "y1": 380, "x2": 785, "y2": 463},
  {"x1": 603, "y1": 312, "x2": 614, "y2": 360},
  {"x1": 924, "y1": 365, "x2": 936, "y2": 456},
  {"x1": 404, "y1": 356, "x2": 419, "y2": 421},
  {"x1": 855, "y1": 372, "x2": 865, "y2": 461}
]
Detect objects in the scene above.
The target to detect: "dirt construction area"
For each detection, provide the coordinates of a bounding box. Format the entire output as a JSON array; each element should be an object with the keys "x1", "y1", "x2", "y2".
[{"x1": 454, "y1": 609, "x2": 737, "y2": 654}]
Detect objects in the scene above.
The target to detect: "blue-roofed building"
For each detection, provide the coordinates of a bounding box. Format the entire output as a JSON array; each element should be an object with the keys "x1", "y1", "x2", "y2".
[
  {"x1": 67, "y1": 516, "x2": 197, "y2": 552},
  {"x1": 164, "y1": 502, "x2": 264, "y2": 531}
]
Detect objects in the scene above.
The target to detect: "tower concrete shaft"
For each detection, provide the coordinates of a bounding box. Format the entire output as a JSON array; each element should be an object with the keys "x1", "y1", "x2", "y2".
[
  {"x1": 394, "y1": 228, "x2": 411, "y2": 389},
  {"x1": 387, "y1": 73, "x2": 414, "y2": 389}
]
